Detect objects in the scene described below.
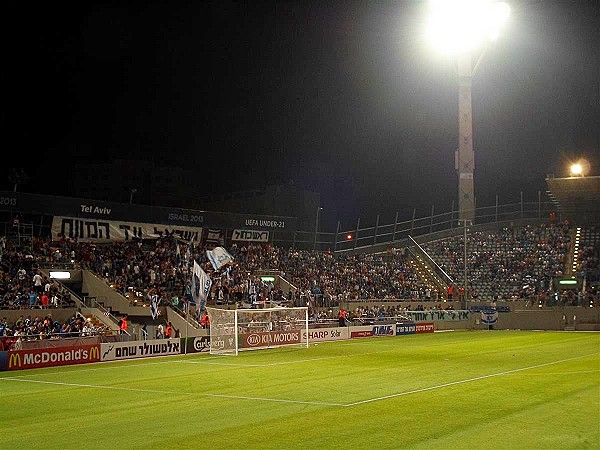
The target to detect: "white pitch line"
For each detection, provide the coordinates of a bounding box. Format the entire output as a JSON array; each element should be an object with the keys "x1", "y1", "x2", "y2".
[
  {"x1": 202, "y1": 393, "x2": 343, "y2": 406},
  {"x1": 176, "y1": 354, "x2": 343, "y2": 367},
  {"x1": 0, "y1": 376, "x2": 344, "y2": 407},
  {"x1": 3, "y1": 351, "x2": 596, "y2": 409},
  {"x1": 344, "y1": 353, "x2": 598, "y2": 407},
  {"x1": 0, "y1": 377, "x2": 184, "y2": 395}
]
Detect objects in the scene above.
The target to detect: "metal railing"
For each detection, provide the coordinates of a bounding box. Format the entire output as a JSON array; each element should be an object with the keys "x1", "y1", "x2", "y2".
[
  {"x1": 408, "y1": 235, "x2": 454, "y2": 286},
  {"x1": 274, "y1": 193, "x2": 558, "y2": 252}
]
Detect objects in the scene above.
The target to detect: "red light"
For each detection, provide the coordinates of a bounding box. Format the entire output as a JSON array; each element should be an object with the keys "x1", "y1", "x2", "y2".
[{"x1": 346, "y1": 234, "x2": 353, "y2": 240}]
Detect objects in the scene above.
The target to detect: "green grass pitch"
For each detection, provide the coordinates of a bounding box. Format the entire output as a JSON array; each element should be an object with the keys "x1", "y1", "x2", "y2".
[{"x1": 1, "y1": 330, "x2": 598, "y2": 449}]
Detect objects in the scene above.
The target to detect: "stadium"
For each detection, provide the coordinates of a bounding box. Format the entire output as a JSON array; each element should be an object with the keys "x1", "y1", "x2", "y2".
[
  {"x1": 0, "y1": 169, "x2": 598, "y2": 448},
  {"x1": 1, "y1": 1, "x2": 599, "y2": 449}
]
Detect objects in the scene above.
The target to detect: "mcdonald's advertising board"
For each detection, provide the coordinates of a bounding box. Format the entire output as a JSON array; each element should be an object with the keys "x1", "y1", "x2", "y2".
[{"x1": 2, "y1": 345, "x2": 101, "y2": 371}]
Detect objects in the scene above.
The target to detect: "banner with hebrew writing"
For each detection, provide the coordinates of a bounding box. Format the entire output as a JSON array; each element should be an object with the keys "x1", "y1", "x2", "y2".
[{"x1": 51, "y1": 216, "x2": 203, "y2": 243}]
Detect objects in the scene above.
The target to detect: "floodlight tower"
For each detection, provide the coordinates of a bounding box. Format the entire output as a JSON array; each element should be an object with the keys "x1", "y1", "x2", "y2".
[{"x1": 425, "y1": 0, "x2": 510, "y2": 223}]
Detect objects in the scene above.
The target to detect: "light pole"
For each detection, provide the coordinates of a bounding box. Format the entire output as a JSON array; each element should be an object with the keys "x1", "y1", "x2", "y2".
[
  {"x1": 129, "y1": 188, "x2": 137, "y2": 204},
  {"x1": 457, "y1": 52, "x2": 475, "y2": 223},
  {"x1": 424, "y1": 0, "x2": 510, "y2": 223},
  {"x1": 313, "y1": 206, "x2": 323, "y2": 251},
  {"x1": 462, "y1": 217, "x2": 470, "y2": 309}
]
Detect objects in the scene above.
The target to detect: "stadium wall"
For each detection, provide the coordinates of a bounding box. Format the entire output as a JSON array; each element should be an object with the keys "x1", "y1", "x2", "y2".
[{"x1": 486, "y1": 308, "x2": 600, "y2": 331}]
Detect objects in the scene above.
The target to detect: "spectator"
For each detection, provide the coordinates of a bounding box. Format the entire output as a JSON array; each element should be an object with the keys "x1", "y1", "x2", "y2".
[
  {"x1": 200, "y1": 311, "x2": 210, "y2": 329},
  {"x1": 338, "y1": 308, "x2": 347, "y2": 327},
  {"x1": 165, "y1": 321, "x2": 173, "y2": 338},
  {"x1": 28, "y1": 290, "x2": 37, "y2": 308},
  {"x1": 156, "y1": 322, "x2": 165, "y2": 339},
  {"x1": 32, "y1": 271, "x2": 44, "y2": 294},
  {"x1": 40, "y1": 291, "x2": 49, "y2": 309},
  {"x1": 119, "y1": 314, "x2": 128, "y2": 335}
]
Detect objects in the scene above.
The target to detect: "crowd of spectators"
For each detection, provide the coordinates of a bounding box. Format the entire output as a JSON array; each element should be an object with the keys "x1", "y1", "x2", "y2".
[
  {"x1": 311, "y1": 302, "x2": 455, "y2": 324},
  {"x1": 0, "y1": 220, "x2": 597, "y2": 342},
  {"x1": 575, "y1": 226, "x2": 600, "y2": 285},
  {"x1": 421, "y1": 221, "x2": 573, "y2": 301},
  {"x1": 0, "y1": 262, "x2": 75, "y2": 310},
  {"x1": 0, "y1": 313, "x2": 111, "y2": 350},
  {"x1": 6, "y1": 233, "x2": 432, "y2": 310}
]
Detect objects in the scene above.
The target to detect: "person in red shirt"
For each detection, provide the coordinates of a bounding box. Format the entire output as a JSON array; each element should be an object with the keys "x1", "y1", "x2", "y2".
[
  {"x1": 200, "y1": 312, "x2": 210, "y2": 329},
  {"x1": 165, "y1": 321, "x2": 173, "y2": 338},
  {"x1": 338, "y1": 308, "x2": 347, "y2": 327},
  {"x1": 40, "y1": 292, "x2": 50, "y2": 309},
  {"x1": 119, "y1": 314, "x2": 128, "y2": 334}
]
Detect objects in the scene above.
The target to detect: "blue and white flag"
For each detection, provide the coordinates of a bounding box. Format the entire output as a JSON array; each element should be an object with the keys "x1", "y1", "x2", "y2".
[
  {"x1": 192, "y1": 261, "x2": 212, "y2": 310},
  {"x1": 205, "y1": 229, "x2": 223, "y2": 245},
  {"x1": 481, "y1": 310, "x2": 498, "y2": 325},
  {"x1": 150, "y1": 294, "x2": 160, "y2": 319},
  {"x1": 206, "y1": 246, "x2": 234, "y2": 271}
]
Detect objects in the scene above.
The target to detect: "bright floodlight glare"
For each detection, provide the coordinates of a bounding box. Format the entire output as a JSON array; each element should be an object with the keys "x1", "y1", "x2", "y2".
[
  {"x1": 425, "y1": 0, "x2": 510, "y2": 54},
  {"x1": 571, "y1": 158, "x2": 591, "y2": 177}
]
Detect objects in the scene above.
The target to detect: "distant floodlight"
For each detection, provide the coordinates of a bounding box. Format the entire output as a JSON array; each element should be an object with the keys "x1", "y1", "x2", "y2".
[
  {"x1": 569, "y1": 159, "x2": 590, "y2": 177},
  {"x1": 424, "y1": 0, "x2": 510, "y2": 54}
]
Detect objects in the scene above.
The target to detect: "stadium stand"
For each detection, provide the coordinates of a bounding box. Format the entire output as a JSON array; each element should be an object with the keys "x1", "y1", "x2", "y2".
[
  {"x1": 1, "y1": 183, "x2": 598, "y2": 343},
  {"x1": 1, "y1": 220, "x2": 592, "y2": 316},
  {"x1": 420, "y1": 221, "x2": 572, "y2": 301}
]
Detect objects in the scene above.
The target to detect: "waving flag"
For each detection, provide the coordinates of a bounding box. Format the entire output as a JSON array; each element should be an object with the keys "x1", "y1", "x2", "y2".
[
  {"x1": 150, "y1": 294, "x2": 160, "y2": 319},
  {"x1": 206, "y1": 246, "x2": 234, "y2": 271},
  {"x1": 481, "y1": 310, "x2": 498, "y2": 325},
  {"x1": 192, "y1": 261, "x2": 212, "y2": 310}
]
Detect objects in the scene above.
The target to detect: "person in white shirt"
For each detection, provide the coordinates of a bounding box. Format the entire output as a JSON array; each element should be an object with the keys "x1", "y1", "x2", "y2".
[
  {"x1": 33, "y1": 271, "x2": 44, "y2": 294},
  {"x1": 156, "y1": 322, "x2": 165, "y2": 339}
]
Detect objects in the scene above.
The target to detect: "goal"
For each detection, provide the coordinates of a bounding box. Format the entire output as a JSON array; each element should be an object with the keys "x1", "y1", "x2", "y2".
[{"x1": 206, "y1": 306, "x2": 309, "y2": 355}]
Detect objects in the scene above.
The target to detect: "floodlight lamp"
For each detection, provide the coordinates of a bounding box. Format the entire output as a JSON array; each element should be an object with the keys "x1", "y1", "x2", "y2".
[
  {"x1": 569, "y1": 158, "x2": 591, "y2": 177},
  {"x1": 424, "y1": 0, "x2": 510, "y2": 55}
]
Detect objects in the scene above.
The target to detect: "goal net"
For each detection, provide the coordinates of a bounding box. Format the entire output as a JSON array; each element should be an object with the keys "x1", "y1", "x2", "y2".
[{"x1": 206, "y1": 306, "x2": 309, "y2": 355}]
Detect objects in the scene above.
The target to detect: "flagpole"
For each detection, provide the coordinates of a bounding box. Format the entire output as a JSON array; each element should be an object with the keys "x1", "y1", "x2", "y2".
[{"x1": 185, "y1": 299, "x2": 189, "y2": 355}]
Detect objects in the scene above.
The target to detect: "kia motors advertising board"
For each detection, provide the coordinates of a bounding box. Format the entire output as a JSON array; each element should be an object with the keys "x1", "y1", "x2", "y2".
[{"x1": 240, "y1": 330, "x2": 301, "y2": 348}]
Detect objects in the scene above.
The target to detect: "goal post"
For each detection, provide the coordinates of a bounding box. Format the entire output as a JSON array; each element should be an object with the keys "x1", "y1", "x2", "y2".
[{"x1": 206, "y1": 306, "x2": 309, "y2": 355}]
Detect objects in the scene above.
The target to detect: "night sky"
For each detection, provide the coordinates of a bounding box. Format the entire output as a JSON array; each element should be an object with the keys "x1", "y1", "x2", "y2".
[{"x1": 2, "y1": 0, "x2": 599, "y2": 230}]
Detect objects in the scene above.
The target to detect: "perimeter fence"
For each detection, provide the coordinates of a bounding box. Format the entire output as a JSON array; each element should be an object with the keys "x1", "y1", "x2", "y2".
[{"x1": 277, "y1": 193, "x2": 558, "y2": 252}]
